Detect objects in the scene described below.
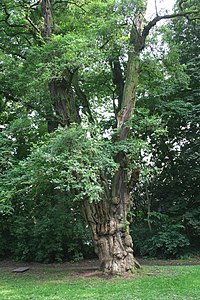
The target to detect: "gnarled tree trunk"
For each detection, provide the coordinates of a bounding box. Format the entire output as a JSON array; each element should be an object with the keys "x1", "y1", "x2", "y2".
[
  {"x1": 83, "y1": 201, "x2": 140, "y2": 274},
  {"x1": 83, "y1": 141, "x2": 141, "y2": 273},
  {"x1": 82, "y1": 3, "x2": 148, "y2": 273},
  {"x1": 83, "y1": 167, "x2": 140, "y2": 274},
  {"x1": 48, "y1": 76, "x2": 81, "y2": 131}
]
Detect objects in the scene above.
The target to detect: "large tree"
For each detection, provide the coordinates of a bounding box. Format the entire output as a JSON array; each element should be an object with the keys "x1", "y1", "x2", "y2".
[{"x1": 0, "y1": 0, "x2": 199, "y2": 273}]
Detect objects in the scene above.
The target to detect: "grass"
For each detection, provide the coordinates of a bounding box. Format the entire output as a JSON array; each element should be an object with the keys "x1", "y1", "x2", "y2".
[{"x1": 0, "y1": 264, "x2": 200, "y2": 300}]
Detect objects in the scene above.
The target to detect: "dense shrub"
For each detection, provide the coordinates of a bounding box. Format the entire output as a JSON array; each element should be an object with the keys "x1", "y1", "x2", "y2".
[
  {"x1": 0, "y1": 195, "x2": 93, "y2": 262},
  {"x1": 132, "y1": 213, "x2": 190, "y2": 258},
  {"x1": 0, "y1": 125, "x2": 114, "y2": 262}
]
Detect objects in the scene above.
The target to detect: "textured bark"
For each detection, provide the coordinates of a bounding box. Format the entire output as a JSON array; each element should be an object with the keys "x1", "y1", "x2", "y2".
[
  {"x1": 81, "y1": 142, "x2": 141, "y2": 274},
  {"x1": 41, "y1": 0, "x2": 53, "y2": 39},
  {"x1": 83, "y1": 194, "x2": 140, "y2": 274},
  {"x1": 48, "y1": 77, "x2": 81, "y2": 131}
]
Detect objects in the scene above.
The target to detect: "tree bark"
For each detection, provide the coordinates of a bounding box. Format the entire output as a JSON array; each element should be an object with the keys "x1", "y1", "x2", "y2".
[
  {"x1": 48, "y1": 77, "x2": 81, "y2": 131},
  {"x1": 83, "y1": 191, "x2": 140, "y2": 274},
  {"x1": 41, "y1": 0, "x2": 53, "y2": 39},
  {"x1": 82, "y1": 151, "x2": 141, "y2": 274}
]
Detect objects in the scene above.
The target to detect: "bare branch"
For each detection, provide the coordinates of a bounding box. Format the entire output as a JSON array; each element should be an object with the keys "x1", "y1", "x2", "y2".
[
  {"x1": 99, "y1": 39, "x2": 110, "y2": 49},
  {"x1": 26, "y1": 15, "x2": 41, "y2": 35},
  {"x1": 53, "y1": 0, "x2": 87, "y2": 12},
  {"x1": 154, "y1": 0, "x2": 158, "y2": 17},
  {"x1": 140, "y1": 10, "x2": 199, "y2": 50}
]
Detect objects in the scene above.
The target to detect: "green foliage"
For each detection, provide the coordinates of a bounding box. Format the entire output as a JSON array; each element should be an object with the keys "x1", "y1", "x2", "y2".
[
  {"x1": 133, "y1": 8, "x2": 200, "y2": 258},
  {"x1": 133, "y1": 213, "x2": 190, "y2": 258},
  {"x1": 0, "y1": 126, "x2": 94, "y2": 261},
  {"x1": 16, "y1": 125, "x2": 117, "y2": 203},
  {"x1": 8, "y1": 195, "x2": 91, "y2": 262},
  {"x1": 0, "y1": 125, "x2": 118, "y2": 261}
]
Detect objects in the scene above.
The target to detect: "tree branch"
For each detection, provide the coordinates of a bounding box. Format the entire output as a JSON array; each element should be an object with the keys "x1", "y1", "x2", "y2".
[
  {"x1": 26, "y1": 15, "x2": 41, "y2": 36},
  {"x1": 109, "y1": 58, "x2": 124, "y2": 116},
  {"x1": 72, "y1": 70, "x2": 94, "y2": 123},
  {"x1": 53, "y1": 0, "x2": 87, "y2": 12},
  {"x1": 1, "y1": 92, "x2": 22, "y2": 103},
  {"x1": 154, "y1": 0, "x2": 158, "y2": 17},
  {"x1": 140, "y1": 10, "x2": 199, "y2": 51},
  {"x1": 0, "y1": 45, "x2": 26, "y2": 59},
  {"x1": 30, "y1": 0, "x2": 42, "y2": 9}
]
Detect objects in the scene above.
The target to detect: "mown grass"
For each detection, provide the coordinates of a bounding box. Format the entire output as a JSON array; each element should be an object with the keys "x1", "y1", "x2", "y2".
[{"x1": 0, "y1": 264, "x2": 200, "y2": 300}]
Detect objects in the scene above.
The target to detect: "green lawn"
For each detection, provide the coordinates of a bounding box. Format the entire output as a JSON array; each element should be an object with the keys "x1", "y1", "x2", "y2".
[{"x1": 0, "y1": 264, "x2": 200, "y2": 300}]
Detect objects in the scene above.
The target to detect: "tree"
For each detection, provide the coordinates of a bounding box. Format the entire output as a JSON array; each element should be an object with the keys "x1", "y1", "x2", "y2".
[
  {"x1": 132, "y1": 2, "x2": 200, "y2": 258},
  {"x1": 0, "y1": 0, "x2": 199, "y2": 273}
]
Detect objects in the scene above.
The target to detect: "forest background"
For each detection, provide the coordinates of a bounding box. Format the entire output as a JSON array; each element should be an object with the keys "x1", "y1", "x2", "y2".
[{"x1": 0, "y1": 0, "x2": 199, "y2": 272}]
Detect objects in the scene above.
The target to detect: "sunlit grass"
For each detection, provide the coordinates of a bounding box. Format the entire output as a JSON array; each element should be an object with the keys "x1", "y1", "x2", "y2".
[{"x1": 0, "y1": 265, "x2": 200, "y2": 299}]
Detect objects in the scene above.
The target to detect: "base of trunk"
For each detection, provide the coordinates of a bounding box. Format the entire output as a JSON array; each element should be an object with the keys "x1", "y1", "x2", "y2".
[
  {"x1": 100, "y1": 253, "x2": 140, "y2": 274},
  {"x1": 96, "y1": 233, "x2": 140, "y2": 274}
]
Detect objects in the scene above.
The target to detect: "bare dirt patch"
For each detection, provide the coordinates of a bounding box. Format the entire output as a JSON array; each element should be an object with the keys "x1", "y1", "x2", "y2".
[{"x1": 1, "y1": 257, "x2": 200, "y2": 279}]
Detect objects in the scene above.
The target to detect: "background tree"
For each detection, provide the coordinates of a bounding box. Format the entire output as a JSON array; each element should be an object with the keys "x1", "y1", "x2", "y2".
[{"x1": 132, "y1": 1, "x2": 200, "y2": 258}]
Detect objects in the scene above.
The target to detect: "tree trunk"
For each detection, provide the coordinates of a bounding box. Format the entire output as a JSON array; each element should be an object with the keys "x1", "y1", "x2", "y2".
[
  {"x1": 82, "y1": 5, "x2": 148, "y2": 273},
  {"x1": 82, "y1": 150, "x2": 141, "y2": 273},
  {"x1": 41, "y1": 1, "x2": 81, "y2": 132},
  {"x1": 83, "y1": 191, "x2": 140, "y2": 274},
  {"x1": 41, "y1": 0, "x2": 53, "y2": 39},
  {"x1": 48, "y1": 77, "x2": 81, "y2": 132}
]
